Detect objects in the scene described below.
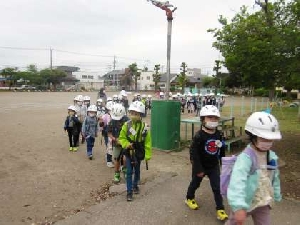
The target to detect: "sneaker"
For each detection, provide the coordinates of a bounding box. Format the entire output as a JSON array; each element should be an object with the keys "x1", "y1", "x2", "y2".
[
  {"x1": 127, "y1": 193, "x2": 133, "y2": 202},
  {"x1": 69, "y1": 147, "x2": 73, "y2": 151},
  {"x1": 133, "y1": 186, "x2": 140, "y2": 194},
  {"x1": 216, "y1": 210, "x2": 228, "y2": 221},
  {"x1": 107, "y1": 162, "x2": 114, "y2": 168},
  {"x1": 185, "y1": 199, "x2": 199, "y2": 210},
  {"x1": 89, "y1": 155, "x2": 93, "y2": 160},
  {"x1": 72, "y1": 147, "x2": 78, "y2": 152},
  {"x1": 114, "y1": 172, "x2": 120, "y2": 183}
]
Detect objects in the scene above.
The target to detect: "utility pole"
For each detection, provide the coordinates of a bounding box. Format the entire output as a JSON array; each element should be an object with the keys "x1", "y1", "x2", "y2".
[
  {"x1": 147, "y1": 0, "x2": 177, "y2": 100},
  {"x1": 113, "y1": 55, "x2": 116, "y2": 70},
  {"x1": 50, "y1": 48, "x2": 53, "y2": 71}
]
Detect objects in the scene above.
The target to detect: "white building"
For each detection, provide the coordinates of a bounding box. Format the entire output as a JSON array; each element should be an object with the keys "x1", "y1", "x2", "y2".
[
  {"x1": 72, "y1": 71, "x2": 104, "y2": 91},
  {"x1": 138, "y1": 71, "x2": 155, "y2": 90}
]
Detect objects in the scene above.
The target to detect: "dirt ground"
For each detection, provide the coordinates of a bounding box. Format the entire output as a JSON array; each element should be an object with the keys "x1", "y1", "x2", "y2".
[{"x1": 0, "y1": 91, "x2": 299, "y2": 225}]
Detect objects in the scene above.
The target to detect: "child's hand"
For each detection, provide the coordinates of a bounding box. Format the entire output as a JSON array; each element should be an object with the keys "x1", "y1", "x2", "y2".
[
  {"x1": 196, "y1": 172, "x2": 205, "y2": 177},
  {"x1": 234, "y1": 209, "x2": 247, "y2": 225}
]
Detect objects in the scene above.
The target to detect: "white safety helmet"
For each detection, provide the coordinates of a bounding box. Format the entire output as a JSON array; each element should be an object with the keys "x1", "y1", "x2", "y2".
[
  {"x1": 159, "y1": 92, "x2": 164, "y2": 96},
  {"x1": 113, "y1": 94, "x2": 118, "y2": 100},
  {"x1": 111, "y1": 103, "x2": 126, "y2": 120},
  {"x1": 83, "y1": 96, "x2": 91, "y2": 101},
  {"x1": 96, "y1": 98, "x2": 103, "y2": 103},
  {"x1": 118, "y1": 95, "x2": 123, "y2": 100},
  {"x1": 107, "y1": 97, "x2": 113, "y2": 102},
  {"x1": 148, "y1": 95, "x2": 152, "y2": 98},
  {"x1": 87, "y1": 105, "x2": 97, "y2": 112},
  {"x1": 142, "y1": 94, "x2": 146, "y2": 98},
  {"x1": 74, "y1": 95, "x2": 83, "y2": 102},
  {"x1": 128, "y1": 101, "x2": 145, "y2": 114},
  {"x1": 106, "y1": 101, "x2": 114, "y2": 111},
  {"x1": 68, "y1": 105, "x2": 77, "y2": 111},
  {"x1": 200, "y1": 105, "x2": 220, "y2": 118},
  {"x1": 245, "y1": 112, "x2": 281, "y2": 140}
]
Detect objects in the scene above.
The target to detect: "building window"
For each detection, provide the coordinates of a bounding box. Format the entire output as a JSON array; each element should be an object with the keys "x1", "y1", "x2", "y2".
[
  {"x1": 88, "y1": 75, "x2": 94, "y2": 79},
  {"x1": 147, "y1": 76, "x2": 150, "y2": 80},
  {"x1": 82, "y1": 75, "x2": 87, "y2": 79}
]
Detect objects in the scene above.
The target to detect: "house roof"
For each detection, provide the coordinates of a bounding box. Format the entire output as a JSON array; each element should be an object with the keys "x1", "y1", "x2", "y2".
[
  {"x1": 102, "y1": 70, "x2": 125, "y2": 78},
  {"x1": 172, "y1": 75, "x2": 202, "y2": 83},
  {"x1": 159, "y1": 73, "x2": 178, "y2": 82},
  {"x1": 55, "y1": 66, "x2": 80, "y2": 72}
]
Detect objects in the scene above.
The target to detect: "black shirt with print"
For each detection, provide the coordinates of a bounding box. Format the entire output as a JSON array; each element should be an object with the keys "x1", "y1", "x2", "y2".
[{"x1": 190, "y1": 129, "x2": 225, "y2": 174}]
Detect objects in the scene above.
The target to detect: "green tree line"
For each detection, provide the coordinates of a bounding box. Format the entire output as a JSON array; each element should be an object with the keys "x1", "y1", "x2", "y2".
[{"x1": 0, "y1": 65, "x2": 67, "y2": 90}]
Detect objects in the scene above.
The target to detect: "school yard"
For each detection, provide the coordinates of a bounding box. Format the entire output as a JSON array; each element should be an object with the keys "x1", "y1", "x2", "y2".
[{"x1": 0, "y1": 91, "x2": 299, "y2": 225}]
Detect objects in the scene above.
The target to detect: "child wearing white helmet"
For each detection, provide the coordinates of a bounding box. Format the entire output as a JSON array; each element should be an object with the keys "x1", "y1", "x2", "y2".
[
  {"x1": 64, "y1": 105, "x2": 80, "y2": 151},
  {"x1": 81, "y1": 105, "x2": 99, "y2": 160},
  {"x1": 96, "y1": 98, "x2": 106, "y2": 117},
  {"x1": 185, "y1": 105, "x2": 228, "y2": 221},
  {"x1": 112, "y1": 94, "x2": 118, "y2": 103},
  {"x1": 118, "y1": 101, "x2": 152, "y2": 201},
  {"x1": 74, "y1": 95, "x2": 87, "y2": 145},
  {"x1": 99, "y1": 101, "x2": 114, "y2": 167},
  {"x1": 107, "y1": 103, "x2": 129, "y2": 183},
  {"x1": 226, "y1": 112, "x2": 282, "y2": 225},
  {"x1": 83, "y1": 96, "x2": 91, "y2": 108}
]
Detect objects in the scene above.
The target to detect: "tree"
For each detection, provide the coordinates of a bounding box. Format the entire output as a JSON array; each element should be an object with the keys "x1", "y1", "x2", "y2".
[
  {"x1": 208, "y1": 0, "x2": 300, "y2": 100},
  {"x1": 0, "y1": 67, "x2": 18, "y2": 89},
  {"x1": 202, "y1": 77, "x2": 214, "y2": 88},
  {"x1": 40, "y1": 69, "x2": 66, "y2": 90},
  {"x1": 213, "y1": 60, "x2": 222, "y2": 90},
  {"x1": 152, "y1": 64, "x2": 161, "y2": 91},
  {"x1": 120, "y1": 68, "x2": 133, "y2": 90},
  {"x1": 27, "y1": 64, "x2": 38, "y2": 74},
  {"x1": 128, "y1": 63, "x2": 140, "y2": 91},
  {"x1": 177, "y1": 62, "x2": 188, "y2": 94}
]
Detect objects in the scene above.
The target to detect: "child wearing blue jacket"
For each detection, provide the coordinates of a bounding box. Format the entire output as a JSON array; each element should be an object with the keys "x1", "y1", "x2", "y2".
[
  {"x1": 82, "y1": 105, "x2": 99, "y2": 160},
  {"x1": 226, "y1": 112, "x2": 282, "y2": 225}
]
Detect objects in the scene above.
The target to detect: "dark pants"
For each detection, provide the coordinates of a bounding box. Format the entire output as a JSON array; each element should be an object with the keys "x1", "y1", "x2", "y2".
[
  {"x1": 75, "y1": 122, "x2": 82, "y2": 146},
  {"x1": 67, "y1": 127, "x2": 78, "y2": 147},
  {"x1": 86, "y1": 136, "x2": 95, "y2": 156},
  {"x1": 186, "y1": 165, "x2": 224, "y2": 210}
]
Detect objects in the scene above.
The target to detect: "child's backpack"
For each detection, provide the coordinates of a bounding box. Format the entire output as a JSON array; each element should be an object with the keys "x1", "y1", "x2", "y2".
[{"x1": 220, "y1": 146, "x2": 258, "y2": 197}]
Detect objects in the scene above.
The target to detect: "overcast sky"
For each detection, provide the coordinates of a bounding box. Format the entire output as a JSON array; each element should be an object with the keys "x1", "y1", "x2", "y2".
[{"x1": 0, "y1": 0, "x2": 259, "y2": 75}]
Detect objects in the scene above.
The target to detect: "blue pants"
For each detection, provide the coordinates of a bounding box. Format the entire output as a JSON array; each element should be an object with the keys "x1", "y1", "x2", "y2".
[
  {"x1": 125, "y1": 155, "x2": 141, "y2": 194},
  {"x1": 86, "y1": 136, "x2": 95, "y2": 156}
]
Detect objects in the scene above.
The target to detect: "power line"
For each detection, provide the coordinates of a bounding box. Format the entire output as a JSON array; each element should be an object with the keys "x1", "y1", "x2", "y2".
[
  {"x1": 0, "y1": 46, "x2": 48, "y2": 51},
  {"x1": 54, "y1": 49, "x2": 114, "y2": 58}
]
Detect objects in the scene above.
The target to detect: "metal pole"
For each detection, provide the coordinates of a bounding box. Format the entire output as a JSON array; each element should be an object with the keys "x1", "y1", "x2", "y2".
[
  {"x1": 165, "y1": 18, "x2": 172, "y2": 100},
  {"x1": 50, "y1": 48, "x2": 53, "y2": 71},
  {"x1": 230, "y1": 96, "x2": 234, "y2": 118}
]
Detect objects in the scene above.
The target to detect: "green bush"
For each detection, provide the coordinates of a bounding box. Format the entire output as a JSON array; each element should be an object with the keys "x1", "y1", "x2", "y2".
[{"x1": 254, "y1": 88, "x2": 269, "y2": 97}]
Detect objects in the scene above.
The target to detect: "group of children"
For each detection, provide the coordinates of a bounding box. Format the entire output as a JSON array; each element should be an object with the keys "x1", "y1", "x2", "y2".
[
  {"x1": 64, "y1": 93, "x2": 152, "y2": 202},
  {"x1": 185, "y1": 104, "x2": 282, "y2": 225},
  {"x1": 64, "y1": 92, "x2": 282, "y2": 223}
]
